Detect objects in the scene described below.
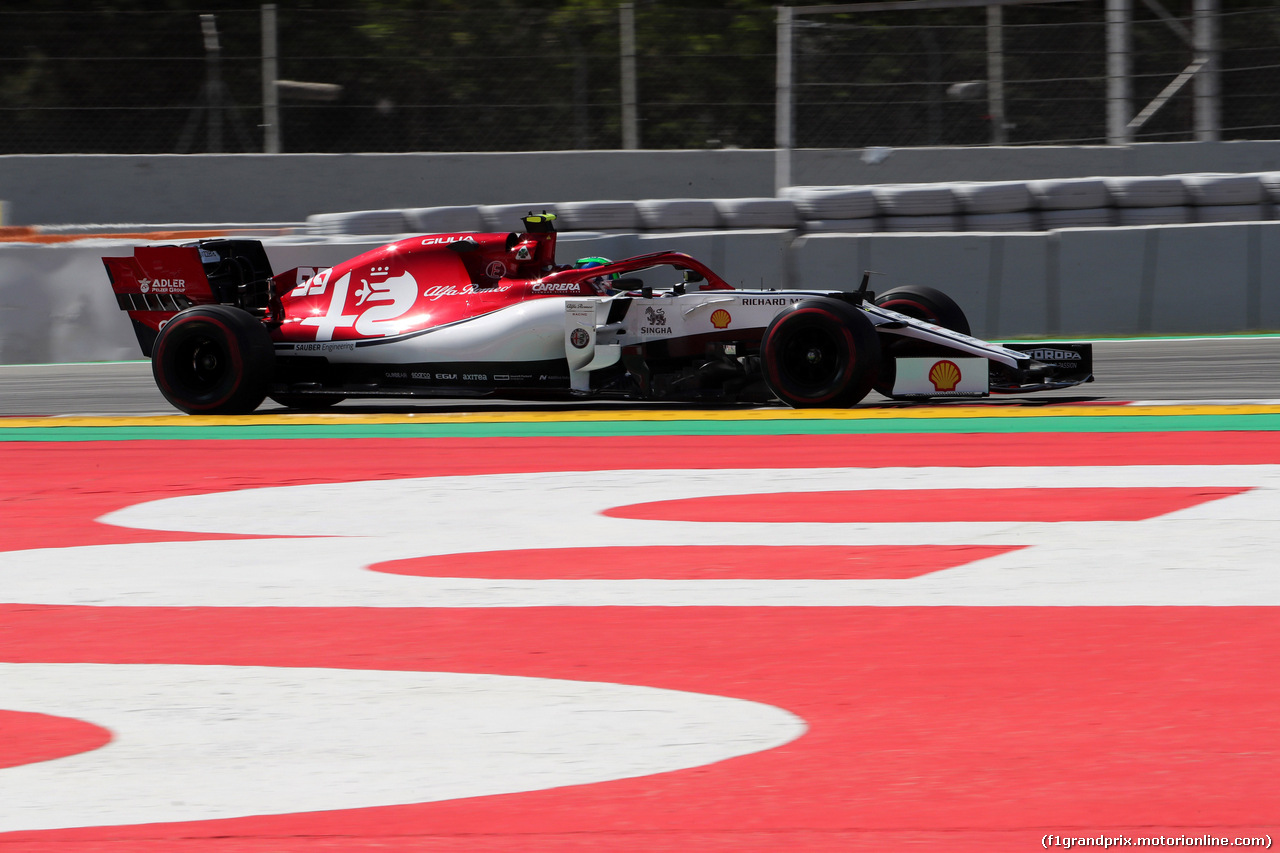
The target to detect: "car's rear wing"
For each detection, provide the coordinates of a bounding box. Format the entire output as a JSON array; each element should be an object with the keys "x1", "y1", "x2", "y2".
[{"x1": 103, "y1": 239, "x2": 277, "y2": 357}]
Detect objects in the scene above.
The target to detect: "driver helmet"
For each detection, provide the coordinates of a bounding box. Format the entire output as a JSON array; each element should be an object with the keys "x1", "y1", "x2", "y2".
[
  {"x1": 574, "y1": 257, "x2": 619, "y2": 280},
  {"x1": 574, "y1": 256, "x2": 620, "y2": 292}
]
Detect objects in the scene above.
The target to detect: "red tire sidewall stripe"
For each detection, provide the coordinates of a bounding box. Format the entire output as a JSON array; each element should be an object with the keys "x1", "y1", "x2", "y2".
[{"x1": 764, "y1": 307, "x2": 857, "y2": 404}]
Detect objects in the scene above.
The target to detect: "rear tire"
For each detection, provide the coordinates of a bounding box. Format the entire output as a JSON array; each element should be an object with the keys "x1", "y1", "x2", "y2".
[
  {"x1": 761, "y1": 298, "x2": 880, "y2": 408},
  {"x1": 873, "y1": 285, "x2": 971, "y2": 399},
  {"x1": 151, "y1": 305, "x2": 274, "y2": 415}
]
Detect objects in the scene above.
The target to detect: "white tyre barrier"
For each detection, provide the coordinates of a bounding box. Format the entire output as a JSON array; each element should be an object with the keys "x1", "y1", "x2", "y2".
[
  {"x1": 636, "y1": 199, "x2": 721, "y2": 230},
  {"x1": 1249, "y1": 174, "x2": 1280, "y2": 213},
  {"x1": 953, "y1": 181, "x2": 1033, "y2": 215},
  {"x1": 1104, "y1": 176, "x2": 1189, "y2": 208},
  {"x1": 1029, "y1": 178, "x2": 1111, "y2": 210},
  {"x1": 883, "y1": 214, "x2": 960, "y2": 232},
  {"x1": 963, "y1": 211, "x2": 1039, "y2": 232},
  {"x1": 480, "y1": 203, "x2": 558, "y2": 231},
  {"x1": 554, "y1": 200, "x2": 642, "y2": 232},
  {"x1": 635, "y1": 229, "x2": 791, "y2": 290},
  {"x1": 1181, "y1": 174, "x2": 1265, "y2": 206},
  {"x1": 1253, "y1": 172, "x2": 1280, "y2": 203},
  {"x1": 871, "y1": 184, "x2": 959, "y2": 216},
  {"x1": 713, "y1": 198, "x2": 800, "y2": 229},
  {"x1": 306, "y1": 209, "x2": 411, "y2": 236},
  {"x1": 1038, "y1": 207, "x2": 1115, "y2": 229},
  {"x1": 404, "y1": 205, "x2": 486, "y2": 234},
  {"x1": 803, "y1": 218, "x2": 882, "y2": 233},
  {"x1": 1194, "y1": 203, "x2": 1270, "y2": 223},
  {"x1": 784, "y1": 186, "x2": 879, "y2": 220},
  {"x1": 1116, "y1": 206, "x2": 1192, "y2": 226}
]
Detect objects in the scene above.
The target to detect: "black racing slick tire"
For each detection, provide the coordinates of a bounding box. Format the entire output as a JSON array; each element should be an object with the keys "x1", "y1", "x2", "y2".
[
  {"x1": 873, "y1": 285, "x2": 971, "y2": 399},
  {"x1": 873, "y1": 285, "x2": 971, "y2": 336},
  {"x1": 761, "y1": 298, "x2": 881, "y2": 408},
  {"x1": 151, "y1": 305, "x2": 275, "y2": 415}
]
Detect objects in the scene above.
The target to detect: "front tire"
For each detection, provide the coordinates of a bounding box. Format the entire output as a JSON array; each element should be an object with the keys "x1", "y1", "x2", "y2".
[
  {"x1": 151, "y1": 305, "x2": 274, "y2": 414},
  {"x1": 761, "y1": 298, "x2": 880, "y2": 408},
  {"x1": 874, "y1": 285, "x2": 970, "y2": 335},
  {"x1": 873, "y1": 285, "x2": 971, "y2": 399}
]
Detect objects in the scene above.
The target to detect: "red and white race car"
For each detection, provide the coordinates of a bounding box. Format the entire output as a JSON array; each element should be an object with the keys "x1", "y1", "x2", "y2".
[{"x1": 103, "y1": 213, "x2": 1093, "y2": 414}]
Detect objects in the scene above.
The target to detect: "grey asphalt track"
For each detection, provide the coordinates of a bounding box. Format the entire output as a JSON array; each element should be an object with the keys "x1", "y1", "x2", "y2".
[{"x1": 1, "y1": 337, "x2": 1278, "y2": 417}]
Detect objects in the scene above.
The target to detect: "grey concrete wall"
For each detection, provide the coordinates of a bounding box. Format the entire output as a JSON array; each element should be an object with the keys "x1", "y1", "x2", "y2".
[
  {"x1": 0, "y1": 151, "x2": 775, "y2": 227},
  {"x1": 9, "y1": 142, "x2": 1280, "y2": 227},
  {"x1": 5, "y1": 221, "x2": 1279, "y2": 365},
  {"x1": 792, "y1": 221, "x2": 1280, "y2": 340},
  {"x1": 798, "y1": 141, "x2": 1280, "y2": 186}
]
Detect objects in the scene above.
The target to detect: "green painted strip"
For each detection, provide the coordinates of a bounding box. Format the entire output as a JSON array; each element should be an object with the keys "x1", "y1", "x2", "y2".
[{"x1": 4, "y1": 413, "x2": 1280, "y2": 441}]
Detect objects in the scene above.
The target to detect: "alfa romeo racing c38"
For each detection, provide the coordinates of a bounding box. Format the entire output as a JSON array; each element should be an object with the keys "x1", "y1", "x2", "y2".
[{"x1": 102, "y1": 213, "x2": 1093, "y2": 414}]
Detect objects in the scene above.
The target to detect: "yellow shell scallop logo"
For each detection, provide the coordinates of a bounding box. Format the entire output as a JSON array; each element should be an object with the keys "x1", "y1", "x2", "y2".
[
  {"x1": 928, "y1": 359, "x2": 962, "y2": 392},
  {"x1": 710, "y1": 309, "x2": 732, "y2": 329}
]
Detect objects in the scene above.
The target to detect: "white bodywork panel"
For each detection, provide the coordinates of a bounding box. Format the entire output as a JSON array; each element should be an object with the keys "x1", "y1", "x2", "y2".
[
  {"x1": 273, "y1": 288, "x2": 1032, "y2": 382},
  {"x1": 891, "y1": 357, "x2": 989, "y2": 397},
  {"x1": 276, "y1": 297, "x2": 571, "y2": 365}
]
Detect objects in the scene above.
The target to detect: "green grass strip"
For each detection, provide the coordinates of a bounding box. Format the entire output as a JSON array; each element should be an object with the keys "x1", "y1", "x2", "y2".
[{"x1": 4, "y1": 412, "x2": 1280, "y2": 441}]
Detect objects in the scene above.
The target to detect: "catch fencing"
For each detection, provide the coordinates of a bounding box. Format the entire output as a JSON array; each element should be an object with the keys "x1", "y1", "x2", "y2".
[{"x1": 4, "y1": 2, "x2": 1280, "y2": 154}]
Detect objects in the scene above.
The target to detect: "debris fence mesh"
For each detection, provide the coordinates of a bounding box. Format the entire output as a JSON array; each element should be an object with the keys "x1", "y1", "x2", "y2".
[{"x1": 2, "y1": 3, "x2": 1279, "y2": 154}]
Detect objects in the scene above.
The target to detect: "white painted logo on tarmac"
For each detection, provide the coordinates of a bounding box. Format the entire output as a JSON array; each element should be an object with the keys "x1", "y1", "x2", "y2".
[
  {"x1": 0, "y1": 664, "x2": 803, "y2": 832},
  {"x1": 2, "y1": 466, "x2": 1279, "y2": 607},
  {"x1": 3, "y1": 464, "x2": 1277, "y2": 830}
]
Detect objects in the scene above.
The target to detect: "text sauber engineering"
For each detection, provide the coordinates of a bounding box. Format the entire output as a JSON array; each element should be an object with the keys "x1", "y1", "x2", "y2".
[{"x1": 103, "y1": 213, "x2": 1093, "y2": 414}]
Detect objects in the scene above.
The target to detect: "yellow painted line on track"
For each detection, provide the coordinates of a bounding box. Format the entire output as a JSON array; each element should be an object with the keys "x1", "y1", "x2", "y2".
[{"x1": 6, "y1": 403, "x2": 1280, "y2": 430}]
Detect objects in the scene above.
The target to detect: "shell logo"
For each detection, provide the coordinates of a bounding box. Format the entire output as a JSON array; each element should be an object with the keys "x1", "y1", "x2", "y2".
[
  {"x1": 928, "y1": 359, "x2": 962, "y2": 392},
  {"x1": 710, "y1": 309, "x2": 732, "y2": 329}
]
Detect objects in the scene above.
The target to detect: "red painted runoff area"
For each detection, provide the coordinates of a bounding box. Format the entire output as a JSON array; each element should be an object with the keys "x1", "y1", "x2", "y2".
[
  {"x1": 605, "y1": 487, "x2": 1250, "y2": 523},
  {"x1": 3, "y1": 432, "x2": 1280, "y2": 553},
  {"x1": 0, "y1": 710, "x2": 111, "y2": 770},
  {"x1": 0, "y1": 606, "x2": 1275, "y2": 851},
  {"x1": 1, "y1": 431, "x2": 1277, "y2": 851},
  {"x1": 372, "y1": 544, "x2": 1025, "y2": 580}
]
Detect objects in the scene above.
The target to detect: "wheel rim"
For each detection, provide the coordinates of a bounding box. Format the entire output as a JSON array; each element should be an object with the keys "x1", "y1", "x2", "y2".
[
  {"x1": 173, "y1": 333, "x2": 230, "y2": 394},
  {"x1": 777, "y1": 322, "x2": 845, "y2": 394}
]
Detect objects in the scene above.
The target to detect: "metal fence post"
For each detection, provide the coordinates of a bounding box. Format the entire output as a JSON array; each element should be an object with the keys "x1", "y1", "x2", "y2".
[
  {"x1": 987, "y1": 4, "x2": 1007, "y2": 145},
  {"x1": 1194, "y1": 0, "x2": 1220, "y2": 142},
  {"x1": 776, "y1": 4, "x2": 794, "y2": 193},
  {"x1": 262, "y1": 4, "x2": 280, "y2": 154},
  {"x1": 1106, "y1": 0, "x2": 1132, "y2": 145},
  {"x1": 621, "y1": 2, "x2": 639, "y2": 149}
]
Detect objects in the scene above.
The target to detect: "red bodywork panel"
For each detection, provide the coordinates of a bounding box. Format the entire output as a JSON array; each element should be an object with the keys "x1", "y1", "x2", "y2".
[
  {"x1": 104, "y1": 246, "x2": 214, "y2": 302},
  {"x1": 271, "y1": 230, "x2": 734, "y2": 344},
  {"x1": 105, "y1": 225, "x2": 736, "y2": 348},
  {"x1": 103, "y1": 246, "x2": 218, "y2": 335}
]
